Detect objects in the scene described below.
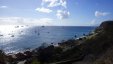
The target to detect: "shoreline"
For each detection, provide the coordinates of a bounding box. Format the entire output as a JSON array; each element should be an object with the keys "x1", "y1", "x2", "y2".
[
  {"x1": 4, "y1": 34, "x2": 89, "y2": 55},
  {"x1": 0, "y1": 26, "x2": 96, "y2": 54},
  {"x1": 0, "y1": 32, "x2": 90, "y2": 63},
  {"x1": 0, "y1": 21, "x2": 113, "y2": 64}
]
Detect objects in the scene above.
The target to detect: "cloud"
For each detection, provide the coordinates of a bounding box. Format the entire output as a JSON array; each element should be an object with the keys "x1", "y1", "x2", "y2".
[
  {"x1": 0, "y1": 17, "x2": 53, "y2": 25},
  {"x1": 0, "y1": 17, "x2": 23, "y2": 25},
  {"x1": 95, "y1": 11, "x2": 109, "y2": 17},
  {"x1": 0, "y1": 6, "x2": 8, "y2": 8},
  {"x1": 42, "y1": 0, "x2": 67, "y2": 8},
  {"x1": 56, "y1": 10, "x2": 70, "y2": 19},
  {"x1": 38, "y1": 18, "x2": 53, "y2": 25},
  {"x1": 36, "y1": 0, "x2": 70, "y2": 19},
  {"x1": 35, "y1": 7, "x2": 52, "y2": 13},
  {"x1": 60, "y1": 0, "x2": 67, "y2": 8}
]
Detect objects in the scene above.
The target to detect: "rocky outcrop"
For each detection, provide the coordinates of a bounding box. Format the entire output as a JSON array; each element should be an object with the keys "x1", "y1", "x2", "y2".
[
  {"x1": 95, "y1": 21, "x2": 113, "y2": 32},
  {"x1": 56, "y1": 20, "x2": 113, "y2": 64},
  {"x1": 74, "y1": 20, "x2": 113, "y2": 64},
  {"x1": 99, "y1": 21, "x2": 113, "y2": 30}
]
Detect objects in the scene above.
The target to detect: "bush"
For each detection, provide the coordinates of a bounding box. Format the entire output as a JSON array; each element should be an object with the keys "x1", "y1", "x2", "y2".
[{"x1": 0, "y1": 50, "x2": 6, "y2": 64}]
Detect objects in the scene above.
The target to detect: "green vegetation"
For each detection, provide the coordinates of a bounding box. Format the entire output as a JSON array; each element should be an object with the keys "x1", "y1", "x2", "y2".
[{"x1": 31, "y1": 59, "x2": 40, "y2": 64}]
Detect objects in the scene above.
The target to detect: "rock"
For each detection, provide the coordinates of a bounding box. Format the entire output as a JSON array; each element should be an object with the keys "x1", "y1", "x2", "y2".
[
  {"x1": 24, "y1": 51, "x2": 32, "y2": 58},
  {"x1": 17, "y1": 60, "x2": 26, "y2": 64},
  {"x1": 99, "y1": 21, "x2": 113, "y2": 31},
  {"x1": 15, "y1": 53, "x2": 26, "y2": 61},
  {"x1": 100, "y1": 21, "x2": 113, "y2": 27}
]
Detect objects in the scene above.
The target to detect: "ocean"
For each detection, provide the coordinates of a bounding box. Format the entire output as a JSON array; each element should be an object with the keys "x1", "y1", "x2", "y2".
[{"x1": 0, "y1": 26, "x2": 96, "y2": 53}]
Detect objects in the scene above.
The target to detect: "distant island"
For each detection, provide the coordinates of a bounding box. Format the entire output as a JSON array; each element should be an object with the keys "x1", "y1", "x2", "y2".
[{"x1": 0, "y1": 20, "x2": 113, "y2": 64}]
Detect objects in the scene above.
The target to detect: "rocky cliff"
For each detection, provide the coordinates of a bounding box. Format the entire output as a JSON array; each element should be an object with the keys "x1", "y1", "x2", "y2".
[{"x1": 73, "y1": 21, "x2": 113, "y2": 64}]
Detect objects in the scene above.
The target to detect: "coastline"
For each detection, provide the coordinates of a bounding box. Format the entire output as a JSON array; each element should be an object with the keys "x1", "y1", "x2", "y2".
[
  {"x1": 0, "y1": 26, "x2": 95, "y2": 54},
  {"x1": 0, "y1": 21, "x2": 113, "y2": 64},
  {"x1": 0, "y1": 29, "x2": 94, "y2": 64}
]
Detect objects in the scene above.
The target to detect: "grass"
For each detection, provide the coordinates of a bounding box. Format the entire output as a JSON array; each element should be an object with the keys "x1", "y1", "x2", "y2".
[{"x1": 31, "y1": 59, "x2": 40, "y2": 64}]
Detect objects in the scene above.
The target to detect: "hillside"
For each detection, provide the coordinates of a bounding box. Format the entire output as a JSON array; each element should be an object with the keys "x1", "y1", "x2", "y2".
[
  {"x1": 73, "y1": 21, "x2": 113, "y2": 64},
  {"x1": 49, "y1": 20, "x2": 113, "y2": 64}
]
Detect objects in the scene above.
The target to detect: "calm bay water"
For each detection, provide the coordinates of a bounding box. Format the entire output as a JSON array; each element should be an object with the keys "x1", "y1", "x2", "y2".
[{"x1": 0, "y1": 26, "x2": 96, "y2": 53}]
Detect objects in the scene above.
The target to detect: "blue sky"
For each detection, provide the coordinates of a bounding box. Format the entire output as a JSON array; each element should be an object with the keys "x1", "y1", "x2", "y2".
[{"x1": 0, "y1": 0, "x2": 113, "y2": 26}]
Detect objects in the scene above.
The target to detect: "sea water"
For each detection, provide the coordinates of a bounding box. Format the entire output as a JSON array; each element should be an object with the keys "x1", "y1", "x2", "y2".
[{"x1": 0, "y1": 25, "x2": 96, "y2": 53}]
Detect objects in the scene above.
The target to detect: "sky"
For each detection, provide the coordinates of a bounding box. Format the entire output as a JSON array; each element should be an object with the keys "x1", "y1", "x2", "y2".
[{"x1": 0, "y1": 0, "x2": 113, "y2": 26}]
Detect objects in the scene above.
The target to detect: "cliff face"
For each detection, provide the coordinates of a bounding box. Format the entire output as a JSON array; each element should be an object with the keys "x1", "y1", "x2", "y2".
[
  {"x1": 75, "y1": 21, "x2": 113, "y2": 64},
  {"x1": 95, "y1": 21, "x2": 113, "y2": 32},
  {"x1": 99, "y1": 21, "x2": 113, "y2": 31},
  {"x1": 84, "y1": 21, "x2": 113, "y2": 52},
  {"x1": 92, "y1": 21, "x2": 113, "y2": 64}
]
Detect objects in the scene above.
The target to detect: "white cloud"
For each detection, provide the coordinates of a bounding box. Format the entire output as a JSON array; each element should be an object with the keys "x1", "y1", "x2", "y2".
[
  {"x1": 35, "y1": 7, "x2": 52, "y2": 13},
  {"x1": 95, "y1": 11, "x2": 109, "y2": 17},
  {"x1": 38, "y1": 18, "x2": 53, "y2": 25},
  {"x1": 0, "y1": 17, "x2": 53, "y2": 25},
  {"x1": 0, "y1": 6, "x2": 8, "y2": 8},
  {"x1": 36, "y1": 0, "x2": 70, "y2": 19},
  {"x1": 56, "y1": 10, "x2": 70, "y2": 19},
  {"x1": 0, "y1": 17, "x2": 24, "y2": 25},
  {"x1": 60, "y1": 0, "x2": 67, "y2": 8},
  {"x1": 42, "y1": 0, "x2": 67, "y2": 8}
]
